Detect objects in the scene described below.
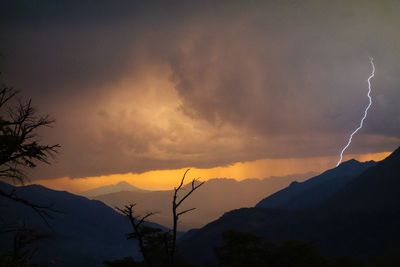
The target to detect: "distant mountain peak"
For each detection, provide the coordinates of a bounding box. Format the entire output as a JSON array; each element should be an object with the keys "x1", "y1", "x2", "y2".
[
  {"x1": 336, "y1": 158, "x2": 364, "y2": 168},
  {"x1": 115, "y1": 181, "x2": 132, "y2": 186},
  {"x1": 341, "y1": 158, "x2": 360, "y2": 164},
  {"x1": 82, "y1": 181, "x2": 145, "y2": 197},
  {"x1": 335, "y1": 158, "x2": 375, "y2": 172}
]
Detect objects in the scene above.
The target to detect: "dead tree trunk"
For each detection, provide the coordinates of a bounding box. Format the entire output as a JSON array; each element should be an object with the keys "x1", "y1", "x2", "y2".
[
  {"x1": 116, "y1": 170, "x2": 204, "y2": 267},
  {"x1": 116, "y1": 204, "x2": 155, "y2": 267},
  {"x1": 170, "y1": 169, "x2": 204, "y2": 267}
]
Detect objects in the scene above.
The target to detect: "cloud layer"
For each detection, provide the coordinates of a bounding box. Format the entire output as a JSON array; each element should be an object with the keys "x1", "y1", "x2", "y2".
[{"x1": 1, "y1": 0, "x2": 399, "y2": 179}]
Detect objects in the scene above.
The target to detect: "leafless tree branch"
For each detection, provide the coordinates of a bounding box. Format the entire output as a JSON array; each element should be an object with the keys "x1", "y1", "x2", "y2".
[
  {"x1": 116, "y1": 204, "x2": 157, "y2": 267},
  {"x1": 0, "y1": 85, "x2": 61, "y2": 228},
  {"x1": 170, "y1": 169, "x2": 204, "y2": 267},
  {"x1": 176, "y1": 207, "x2": 196, "y2": 217}
]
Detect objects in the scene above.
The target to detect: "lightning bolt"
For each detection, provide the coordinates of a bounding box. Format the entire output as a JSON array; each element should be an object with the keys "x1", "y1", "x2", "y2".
[{"x1": 336, "y1": 57, "x2": 375, "y2": 166}]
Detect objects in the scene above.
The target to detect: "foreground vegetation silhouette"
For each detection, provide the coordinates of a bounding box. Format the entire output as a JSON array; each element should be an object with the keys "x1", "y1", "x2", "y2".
[
  {"x1": 0, "y1": 79, "x2": 60, "y2": 222},
  {"x1": 105, "y1": 228, "x2": 400, "y2": 267},
  {"x1": 0, "y1": 74, "x2": 60, "y2": 266},
  {"x1": 114, "y1": 170, "x2": 204, "y2": 267}
]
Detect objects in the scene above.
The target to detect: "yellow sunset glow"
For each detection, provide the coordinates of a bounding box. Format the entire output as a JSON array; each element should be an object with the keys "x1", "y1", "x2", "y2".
[{"x1": 34, "y1": 151, "x2": 390, "y2": 193}]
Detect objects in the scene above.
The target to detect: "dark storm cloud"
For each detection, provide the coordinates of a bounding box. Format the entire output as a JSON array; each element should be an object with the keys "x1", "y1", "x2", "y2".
[
  {"x1": 168, "y1": 1, "x2": 400, "y2": 134},
  {"x1": 0, "y1": 0, "x2": 399, "y2": 179}
]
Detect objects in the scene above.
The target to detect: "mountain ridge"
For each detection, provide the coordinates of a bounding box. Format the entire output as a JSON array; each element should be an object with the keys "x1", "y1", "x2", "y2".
[
  {"x1": 256, "y1": 159, "x2": 376, "y2": 210},
  {"x1": 179, "y1": 151, "x2": 400, "y2": 264},
  {"x1": 0, "y1": 181, "x2": 165, "y2": 266},
  {"x1": 93, "y1": 173, "x2": 315, "y2": 229},
  {"x1": 82, "y1": 181, "x2": 146, "y2": 197}
]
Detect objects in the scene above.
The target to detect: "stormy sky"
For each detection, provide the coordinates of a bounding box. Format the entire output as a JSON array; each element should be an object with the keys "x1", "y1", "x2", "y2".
[{"x1": 1, "y1": 0, "x2": 399, "y2": 180}]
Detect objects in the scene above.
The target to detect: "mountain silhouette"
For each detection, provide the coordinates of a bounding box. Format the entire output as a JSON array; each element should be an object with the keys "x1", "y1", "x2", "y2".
[
  {"x1": 82, "y1": 181, "x2": 146, "y2": 197},
  {"x1": 325, "y1": 146, "x2": 400, "y2": 214},
  {"x1": 256, "y1": 159, "x2": 375, "y2": 210},
  {"x1": 0, "y1": 182, "x2": 164, "y2": 266},
  {"x1": 92, "y1": 173, "x2": 314, "y2": 230},
  {"x1": 179, "y1": 149, "x2": 400, "y2": 264}
]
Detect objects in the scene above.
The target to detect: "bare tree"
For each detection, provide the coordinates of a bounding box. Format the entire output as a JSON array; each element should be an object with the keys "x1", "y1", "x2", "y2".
[
  {"x1": 0, "y1": 81, "x2": 60, "y2": 225},
  {"x1": 0, "y1": 87, "x2": 59, "y2": 183},
  {"x1": 170, "y1": 169, "x2": 204, "y2": 267},
  {"x1": 116, "y1": 204, "x2": 157, "y2": 267},
  {"x1": 117, "y1": 169, "x2": 204, "y2": 267}
]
